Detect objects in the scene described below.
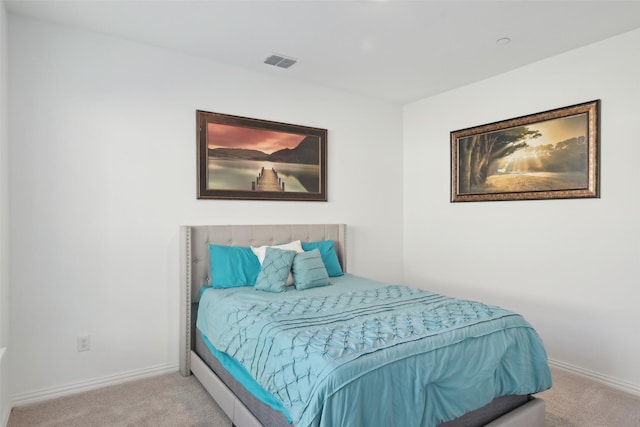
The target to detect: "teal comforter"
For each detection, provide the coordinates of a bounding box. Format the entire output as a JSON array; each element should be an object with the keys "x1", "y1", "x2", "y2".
[{"x1": 197, "y1": 274, "x2": 551, "y2": 427}]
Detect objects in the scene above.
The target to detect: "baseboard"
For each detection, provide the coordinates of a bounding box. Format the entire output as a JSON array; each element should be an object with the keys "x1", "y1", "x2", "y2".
[
  {"x1": 549, "y1": 358, "x2": 640, "y2": 397},
  {"x1": 11, "y1": 362, "x2": 179, "y2": 407}
]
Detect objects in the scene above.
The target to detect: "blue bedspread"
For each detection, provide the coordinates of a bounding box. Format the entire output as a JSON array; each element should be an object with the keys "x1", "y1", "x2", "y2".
[{"x1": 197, "y1": 274, "x2": 551, "y2": 427}]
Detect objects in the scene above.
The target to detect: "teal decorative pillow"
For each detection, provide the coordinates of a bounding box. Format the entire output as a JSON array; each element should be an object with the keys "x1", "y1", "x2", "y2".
[
  {"x1": 255, "y1": 247, "x2": 297, "y2": 293},
  {"x1": 252, "y1": 240, "x2": 304, "y2": 286},
  {"x1": 301, "y1": 240, "x2": 344, "y2": 277},
  {"x1": 209, "y1": 245, "x2": 261, "y2": 288},
  {"x1": 292, "y1": 249, "x2": 330, "y2": 290}
]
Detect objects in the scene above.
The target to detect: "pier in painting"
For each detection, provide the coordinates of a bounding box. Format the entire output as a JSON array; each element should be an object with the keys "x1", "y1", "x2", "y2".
[{"x1": 252, "y1": 167, "x2": 285, "y2": 192}]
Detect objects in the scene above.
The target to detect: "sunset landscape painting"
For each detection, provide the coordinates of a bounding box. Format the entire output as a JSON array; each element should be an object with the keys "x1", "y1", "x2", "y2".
[
  {"x1": 197, "y1": 111, "x2": 327, "y2": 201},
  {"x1": 451, "y1": 100, "x2": 599, "y2": 202}
]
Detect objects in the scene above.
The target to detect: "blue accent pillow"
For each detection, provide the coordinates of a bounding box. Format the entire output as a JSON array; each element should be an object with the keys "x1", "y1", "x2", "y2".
[
  {"x1": 255, "y1": 247, "x2": 297, "y2": 293},
  {"x1": 292, "y1": 249, "x2": 330, "y2": 290},
  {"x1": 301, "y1": 240, "x2": 344, "y2": 277},
  {"x1": 209, "y1": 245, "x2": 261, "y2": 289}
]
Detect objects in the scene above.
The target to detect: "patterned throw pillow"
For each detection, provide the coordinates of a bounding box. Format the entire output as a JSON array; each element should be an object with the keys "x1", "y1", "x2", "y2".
[
  {"x1": 252, "y1": 240, "x2": 304, "y2": 286},
  {"x1": 292, "y1": 249, "x2": 330, "y2": 290},
  {"x1": 301, "y1": 240, "x2": 344, "y2": 277},
  {"x1": 254, "y1": 247, "x2": 297, "y2": 293}
]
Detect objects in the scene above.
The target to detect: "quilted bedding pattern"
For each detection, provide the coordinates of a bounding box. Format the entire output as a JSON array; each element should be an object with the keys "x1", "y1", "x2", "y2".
[{"x1": 197, "y1": 275, "x2": 551, "y2": 427}]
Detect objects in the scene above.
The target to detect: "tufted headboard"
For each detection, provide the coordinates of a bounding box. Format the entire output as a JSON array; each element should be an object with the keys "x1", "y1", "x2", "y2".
[{"x1": 179, "y1": 224, "x2": 347, "y2": 375}]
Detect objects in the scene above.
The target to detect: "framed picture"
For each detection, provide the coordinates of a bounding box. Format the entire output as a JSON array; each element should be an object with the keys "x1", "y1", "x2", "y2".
[
  {"x1": 451, "y1": 100, "x2": 600, "y2": 202},
  {"x1": 197, "y1": 111, "x2": 327, "y2": 201}
]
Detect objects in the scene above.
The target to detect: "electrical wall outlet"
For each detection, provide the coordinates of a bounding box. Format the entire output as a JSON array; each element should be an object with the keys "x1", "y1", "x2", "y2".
[{"x1": 77, "y1": 335, "x2": 91, "y2": 352}]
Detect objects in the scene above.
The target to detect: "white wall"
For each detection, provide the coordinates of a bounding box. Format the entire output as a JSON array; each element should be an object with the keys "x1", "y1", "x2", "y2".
[
  {"x1": 0, "y1": 1, "x2": 10, "y2": 424},
  {"x1": 8, "y1": 15, "x2": 403, "y2": 401},
  {"x1": 404, "y1": 28, "x2": 640, "y2": 393}
]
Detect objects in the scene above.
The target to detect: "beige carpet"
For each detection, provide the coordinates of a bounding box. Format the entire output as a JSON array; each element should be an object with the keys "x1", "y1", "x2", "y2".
[
  {"x1": 7, "y1": 373, "x2": 232, "y2": 427},
  {"x1": 538, "y1": 368, "x2": 640, "y2": 426},
  {"x1": 7, "y1": 367, "x2": 640, "y2": 426}
]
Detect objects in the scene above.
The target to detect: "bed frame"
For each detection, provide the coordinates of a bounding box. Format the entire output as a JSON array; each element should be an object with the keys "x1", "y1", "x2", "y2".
[{"x1": 179, "y1": 224, "x2": 545, "y2": 427}]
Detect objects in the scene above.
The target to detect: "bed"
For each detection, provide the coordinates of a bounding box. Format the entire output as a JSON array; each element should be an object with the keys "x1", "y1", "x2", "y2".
[{"x1": 180, "y1": 224, "x2": 551, "y2": 427}]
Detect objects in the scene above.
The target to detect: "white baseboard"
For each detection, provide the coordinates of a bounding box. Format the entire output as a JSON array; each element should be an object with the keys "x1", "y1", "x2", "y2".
[
  {"x1": 549, "y1": 358, "x2": 640, "y2": 397},
  {"x1": 11, "y1": 362, "x2": 179, "y2": 407}
]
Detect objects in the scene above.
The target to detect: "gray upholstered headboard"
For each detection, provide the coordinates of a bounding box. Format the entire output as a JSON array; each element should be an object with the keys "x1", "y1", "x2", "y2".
[{"x1": 179, "y1": 224, "x2": 347, "y2": 375}]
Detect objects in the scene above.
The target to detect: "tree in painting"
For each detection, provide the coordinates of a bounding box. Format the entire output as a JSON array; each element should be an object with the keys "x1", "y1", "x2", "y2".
[{"x1": 458, "y1": 126, "x2": 541, "y2": 193}]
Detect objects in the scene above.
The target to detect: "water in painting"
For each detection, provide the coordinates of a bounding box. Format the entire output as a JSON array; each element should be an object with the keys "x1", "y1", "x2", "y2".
[{"x1": 207, "y1": 159, "x2": 320, "y2": 193}]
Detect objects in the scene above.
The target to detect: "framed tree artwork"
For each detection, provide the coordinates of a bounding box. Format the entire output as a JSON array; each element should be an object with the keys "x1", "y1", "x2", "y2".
[{"x1": 451, "y1": 100, "x2": 600, "y2": 202}]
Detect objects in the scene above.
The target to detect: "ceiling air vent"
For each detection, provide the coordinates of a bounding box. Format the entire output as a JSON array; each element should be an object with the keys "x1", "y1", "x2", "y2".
[{"x1": 264, "y1": 54, "x2": 297, "y2": 69}]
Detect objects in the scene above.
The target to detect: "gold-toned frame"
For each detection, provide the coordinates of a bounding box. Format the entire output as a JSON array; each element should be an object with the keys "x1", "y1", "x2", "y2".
[
  {"x1": 197, "y1": 111, "x2": 327, "y2": 201},
  {"x1": 451, "y1": 100, "x2": 600, "y2": 202}
]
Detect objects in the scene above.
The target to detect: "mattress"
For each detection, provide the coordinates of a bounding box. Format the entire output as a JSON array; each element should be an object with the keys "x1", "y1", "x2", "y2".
[{"x1": 196, "y1": 274, "x2": 551, "y2": 427}]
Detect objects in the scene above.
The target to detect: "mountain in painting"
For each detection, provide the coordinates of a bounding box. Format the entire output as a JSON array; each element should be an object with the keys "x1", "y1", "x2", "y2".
[
  {"x1": 207, "y1": 148, "x2": 270, "y2": 161},
  {"x1": 269, "y1": 136, "x2": 319, "y2": 165},
  {"x1": 208, "y1": 136, "x2": 319, "y2": 165}
]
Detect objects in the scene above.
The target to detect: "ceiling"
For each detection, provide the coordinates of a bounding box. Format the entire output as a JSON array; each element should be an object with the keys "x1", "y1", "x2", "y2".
[{"x1": 6, "y1": 0, "x2": 640, "y2": 104}]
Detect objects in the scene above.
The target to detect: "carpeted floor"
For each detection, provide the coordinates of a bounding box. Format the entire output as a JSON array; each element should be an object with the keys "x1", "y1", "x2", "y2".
[
  {"x1": 538, "y1": 368, "x2": 640, "y2": 426},
  {"x1": 8, "y1": 373, "x2": 232, "y2": 427},
  {"x1": 7, "y1": 367, "x2": 640, "y2": 426}
]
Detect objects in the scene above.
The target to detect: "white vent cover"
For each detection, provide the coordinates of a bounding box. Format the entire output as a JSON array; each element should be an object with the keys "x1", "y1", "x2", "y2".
[{"x1": 264, "y1": 54, "x2": 297, "y2": 69}]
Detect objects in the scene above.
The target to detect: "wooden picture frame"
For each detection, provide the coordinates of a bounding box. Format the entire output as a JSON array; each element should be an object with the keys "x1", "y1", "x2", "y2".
[
  {"x1": 451, "y1": 100, "x2": 600, "y2": 202},
  {"x1": 197, "y1": 111, "x2": 327, "y2": 201}
]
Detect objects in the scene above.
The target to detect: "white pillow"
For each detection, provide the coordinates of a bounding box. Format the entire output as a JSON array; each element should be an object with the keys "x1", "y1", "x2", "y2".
[{"x1": 251, "y1": 240, "x2": 304, "y2": 285}]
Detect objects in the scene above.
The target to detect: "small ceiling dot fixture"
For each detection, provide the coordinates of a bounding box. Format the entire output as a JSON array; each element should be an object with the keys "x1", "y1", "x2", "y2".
[
  {"x1": 496, "y1": 37, "x2": 511, "y2": 46},
  {"x1": 264, "y1": 54, "x2": 297, "y2": 69}
]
